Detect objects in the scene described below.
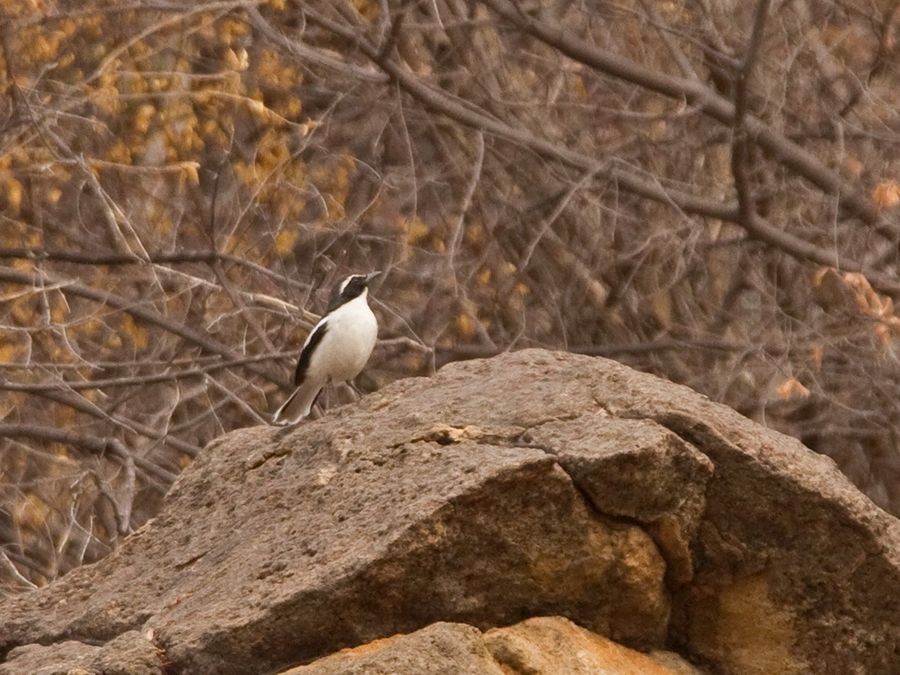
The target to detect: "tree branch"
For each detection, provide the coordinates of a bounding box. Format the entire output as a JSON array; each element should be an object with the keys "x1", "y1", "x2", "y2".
[
  {"x1": 0, "y1": 352, "x2": 295, "y2": 392},
  {"x1": 303, "y1": 7, "x2": 900, "y2": 296},
  {"x1": 0, "y1": 265, "x2": 291, "y2": 388},
  {"x1": 478, "y1": 0, "x2": 894, "y2": 235},
  {"x1": 304, "y1": 7, "x2": 737, "y2": 221},
  {"x1": 0, "y1": 424, "x2": 177, "y2": 488},
  {"x1": 0, "y1": 248, "x2": 320, "y2": 324},
  {"x1": 731, "y1": 0, "x2": 772, "y2": 228},
  {"x1": 34, "y1": 387, "x2": 201, "y2": 459}
]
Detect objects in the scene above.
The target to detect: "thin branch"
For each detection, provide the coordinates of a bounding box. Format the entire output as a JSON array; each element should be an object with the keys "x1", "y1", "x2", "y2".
[
  {"x1": 0, "y1": 351, "x2": 296, "y2": 392},
  {"x1": 518, "y1": 164, "x2": 604, "y2": 273},
  {"x1": 636, "y1": 0, "x2": 699, "y2": 80},
  {"x1": 81, "y1": 1, "x2": 266, "y2": 88},
  {"x1": 247, "y1": 6, "x2": 388, "y2": 83},
  {"x1": 303, "y1": 8, "x2": 900, "y2": 296},
  {"x1": 0, "y1": 551, "x2": 38, "y2": 590},
  {"x1": 447, "y1": 131, "x2": 485, "y2": 274},
  {"x1": 478, "y1": 0, "x2": 894, "y2": 235},
  {"x1": 212, "y1": 261, "x2": 279, "y2": 353},
  {"x1": 0, "y1": 247, "x2": 223, "y2": 266},
  {"x1": 304, "y1": 8, "x2": 737, "y2": 221},
  {"x1": 0, "y1": 248, "x2": 319, "y2": 325},
  {"x1": 0, "y1": 424, "x2": 177, "y2": 488},
  {"x1": 35, "y1": 387, "x2": 201, "y2": 459},
  {"x1": 204, "y1": 375, "x2": 270, "y2": 425},
  {"x1": 0, "y1": 265, "x2": 290, "y2": 388},
  {"x1": 731, "y1": 0, "x2": 772, "y2": 228}
]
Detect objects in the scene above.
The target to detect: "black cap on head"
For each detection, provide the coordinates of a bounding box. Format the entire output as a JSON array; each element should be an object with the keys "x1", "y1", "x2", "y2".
[{"x1": 326, "y1": 272, "x2": 380, "y2": 313}]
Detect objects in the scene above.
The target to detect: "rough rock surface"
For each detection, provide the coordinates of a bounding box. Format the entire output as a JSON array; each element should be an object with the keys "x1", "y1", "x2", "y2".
[
  {"x1": 282, "y1": 622, "x2": 501, "y2": 675},
  {"x1": 285, "y1": 617, "x2": 701, "y2": 675},
  {"x1": 0, "y1": 631, "x2": 164, "y2": 675},
  {"x1": 527, "y1": 416, "x2": 713, "y2": 585},
  {"x1": 1, "y1": 349, "x2": 899, "y2": 674}
]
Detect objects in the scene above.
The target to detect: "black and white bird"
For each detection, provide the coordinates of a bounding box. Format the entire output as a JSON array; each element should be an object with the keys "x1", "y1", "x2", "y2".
[{"x1": 272, "y1": 272, "x2": 380, "y2": 425}]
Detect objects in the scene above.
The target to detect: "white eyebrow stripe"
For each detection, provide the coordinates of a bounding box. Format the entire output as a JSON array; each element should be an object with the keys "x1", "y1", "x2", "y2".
[{"x1": 340, "y1": 275, "x2": 366, "y2": 294}]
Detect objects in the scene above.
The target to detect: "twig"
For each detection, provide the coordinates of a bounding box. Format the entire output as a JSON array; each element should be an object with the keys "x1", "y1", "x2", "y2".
[
  {"x1": 247, "y1": 6, "x2": 388, "y2": 83},
  {"x1": 636, "y1": 0, "x2": 699, "y2": 80},
  {"x1": 731, "y1": 0, "x2": 772, "y2": 229},
  {"x1": 477, "y1": 0, "x2": 892, "y2": 235},
  {"x1": 0, "y1": 265, "x2": 290, "y2": 388},
  {"x1": 304, "y1": 8, "x2": 737, "y2": 220},
  {"x1": 304, "y1": 6, "x2": 900, "y2": 296},
  {"x1": 31, "y1": 387, "x2": 201, "y2": 458},
  {"x1": 0, "y1": 351, "x2": 296, "y2": 392},
  {"x1": 0, "y1": 247, "x2": 320, "y2": 319},
  {"x1": 0, "y1": 551, "x2": 37, "y2": 590},
  {"x1": 447, "y1": 131, "x2": 485, "y2": 275},
  {"x1": 204, "y1": 374, "x2": 270, "y2": 425},
  {"x1": 0, "y1": 424, "x2": 177, "y2": 488},
  {"x1": 518, "y1": 163, "x2": 604, "y2": 273}
]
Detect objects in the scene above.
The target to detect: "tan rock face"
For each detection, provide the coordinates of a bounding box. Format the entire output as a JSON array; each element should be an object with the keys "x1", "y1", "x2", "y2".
[
  {"x1": 0, "y1": 631, "x2": 164, "y2": 675},
  {"x1": 1, "y1": 349, "x2": 898, "y2": 674},
  {"x1": 684, "y1": 573, "x2": 806, "y2": 675},
  {"x1": 1, "y1": 641, "x2": 100, "y2": 675},
  {"x1": 282, "y1": 623, "x2": 505, "y2": 675},
  {"x1": 525, "y1": 415, "x2": 713, "y2": 585},
  {"x1": 284, "y1": 617, "x2": 701, "y2": 675},
  {"x1": 481, "y1": 617, "x2": 700, "y2": 675}
]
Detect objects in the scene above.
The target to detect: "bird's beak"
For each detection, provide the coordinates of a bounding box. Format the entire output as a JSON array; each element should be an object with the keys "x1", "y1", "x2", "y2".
[{"x1": 365, "y1": 271, "x2": 382, "y2": 284}]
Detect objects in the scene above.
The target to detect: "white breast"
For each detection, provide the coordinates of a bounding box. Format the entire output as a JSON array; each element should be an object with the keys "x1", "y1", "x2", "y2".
[{"x1": 307, "y1": 292, "x2": 378, "y2": 384}]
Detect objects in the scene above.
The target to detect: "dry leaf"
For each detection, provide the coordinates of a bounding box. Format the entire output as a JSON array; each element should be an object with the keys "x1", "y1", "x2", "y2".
[
  {"x1": 811, "y1": 344, "x2": 824, "y2": 370},
  {"x1": 812, "y1": 267, "x2": 854, "y2": 310},
  {"x1": 872, "y1": 180, "x2": 900, "y2": 210},
  {"x1": 841, "y1": 156, "x2": 864, "y2": 179},
  {"x1": 874, "y1": 323, "x2": 892, "y2": 349},
  {"x1": 776, "y1": 377, "x2": 811, "y2": 401},
  {"x1": 274, "y1": 229, "x2": 298, "y2": 258},
  {"x1": 843, "y1": 272, "x2": 885, "y2": 316},
  {"x1": 455, "y1": 312, "x2": 476, "y2": 340},
  {"x1": 5, "y1": 178, "x2": 23, "y2": 213}
]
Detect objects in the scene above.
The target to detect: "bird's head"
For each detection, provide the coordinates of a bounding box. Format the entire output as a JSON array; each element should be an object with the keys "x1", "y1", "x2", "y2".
[{"x1": 327, "y1": 271, "x2": 381, "y2": 312}]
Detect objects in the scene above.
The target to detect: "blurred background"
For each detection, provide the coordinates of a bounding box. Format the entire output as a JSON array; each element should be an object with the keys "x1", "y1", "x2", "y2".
[{"x1": 1, "y1": 0, "x2": 898, "y2": 591}]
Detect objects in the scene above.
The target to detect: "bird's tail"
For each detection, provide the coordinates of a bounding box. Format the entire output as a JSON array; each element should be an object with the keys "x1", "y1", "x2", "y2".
[{"x1": 272, "y1": 380, "x2": 322, "y2": 425}]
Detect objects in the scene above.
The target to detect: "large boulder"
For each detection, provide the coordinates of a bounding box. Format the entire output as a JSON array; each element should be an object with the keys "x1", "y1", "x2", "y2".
[
  {"x1": 1, "y1": 349, "x2": 898, "y2": 674},
  {"x1": 285, "y1": 616, "x2": 701, "y2": 675}
]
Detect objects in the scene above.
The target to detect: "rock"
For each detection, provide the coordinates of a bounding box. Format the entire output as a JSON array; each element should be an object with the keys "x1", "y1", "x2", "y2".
[
  {"x1": 0, "y1": 425, "x2": 668, "y2": 672},
  {"x1": 91, "y1": 631, "x2": 166, "y2": 675},
  {"x1": 1, "y1": 349, "x2": 898, "y2": 674},
  {"x1": 525, "y1": 415, "x2": 713, "y2": 585},
  {"x1": 284, "y1": 617, "x2": 701, "y2": 675},
  {"x1": 0, "y1": 631, "x2": 163, "y2": 675},
  {"x1": 282, "y1": 622, "x2": 504, "y2": 675},
  {"x1": 481, "y1": 616, "x2": 701, "y2": 675},
  {"x1": 0, "y1": 641, "x2": 99, "y2": 675},
  {"x1": 570, "y1": 354, "x2": 900, "y2": 674}
]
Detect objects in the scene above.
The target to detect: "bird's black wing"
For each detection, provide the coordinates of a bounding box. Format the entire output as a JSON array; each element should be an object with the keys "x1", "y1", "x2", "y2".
[{"x1": 294, "y1": 320, "x2": 328, "y2": 386}]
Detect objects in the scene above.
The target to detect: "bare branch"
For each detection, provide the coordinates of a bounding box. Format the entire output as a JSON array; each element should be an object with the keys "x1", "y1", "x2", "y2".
[
  {"x1": 0, "y1": 352, "x2": 295, "y2": 392},
  {"x1": 0, "y1": 265, "x2": 291, "y2": 388},
  {"x1": 0, "y1": 424, "x2": 177, "y2": 488},
  {"x1": 478, "y1": 0, "x2": 894, "y2": 235},
  {"x1": 303, "y1": 7, "x2": 900, "y2": 296},
  {"x1": 731, "y1": 0, "x2": 772, "y2": 228}
]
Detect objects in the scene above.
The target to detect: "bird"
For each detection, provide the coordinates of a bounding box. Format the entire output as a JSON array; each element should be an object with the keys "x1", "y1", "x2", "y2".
[{"x1": 272, "y1": 271, "x2": 380, "y2": 425}]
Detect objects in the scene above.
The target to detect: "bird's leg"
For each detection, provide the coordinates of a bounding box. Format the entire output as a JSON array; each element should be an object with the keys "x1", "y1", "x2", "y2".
[
  {"x1": 309, "y1": 387, "x2": 326, "y2": 419},
  {"x1": 346, "y1": 380, "x2": 363, "y2": 399},
  {"x1": 331, "y1": 381, "x2": 361, "y2": 404}
]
